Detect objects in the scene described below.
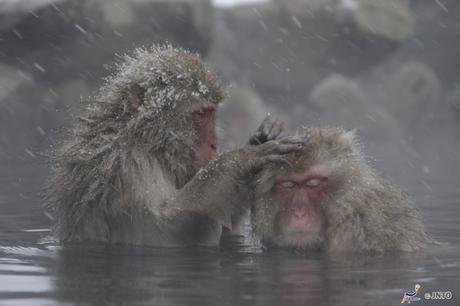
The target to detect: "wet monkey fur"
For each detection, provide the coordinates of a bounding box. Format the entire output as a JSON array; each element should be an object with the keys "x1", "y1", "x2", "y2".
[
  {"x1": 251, "y1": 127, "x2": 432, "y2": 253},
  {"x1": 45, "y1": 45, "x2": 300, "y2": 246}
]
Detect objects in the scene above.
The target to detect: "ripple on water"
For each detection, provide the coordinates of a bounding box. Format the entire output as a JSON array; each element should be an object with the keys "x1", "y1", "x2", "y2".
[
  {"x1": 0, "y1": 275, "x2": 52, "y2": 293},
  {"x1": 0, "y1": 299, "x2": 58, "y2": 306},
  {"x1": 0, "y1": 246, "x2": 56, "y2": 306}
]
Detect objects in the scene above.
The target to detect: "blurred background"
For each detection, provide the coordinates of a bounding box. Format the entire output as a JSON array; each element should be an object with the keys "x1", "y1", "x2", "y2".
[
  {"x1": 0, "y1": 1, "x2": 459, "y2": 305},
  {"x1": 1, "y1": 0, "x2": 459, "y2": 186}
]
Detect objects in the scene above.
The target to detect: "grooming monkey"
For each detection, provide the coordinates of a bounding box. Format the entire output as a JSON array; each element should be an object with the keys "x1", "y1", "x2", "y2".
[
  {"x1": 251, "y1": 127, "x2": 431, "y2": 252},
  {"x1": 45, "y1": 45, "x2": 300, "y2": 246}
]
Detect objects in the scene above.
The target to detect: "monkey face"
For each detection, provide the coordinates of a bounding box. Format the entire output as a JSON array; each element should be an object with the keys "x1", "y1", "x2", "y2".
[
  {"x1": 252, "y1": 127, "x2": 430, "y2": 253},
  {"x1": 191, "y1": 100, "x2": 217, "y2": 165},
  {"x1": 269, "y1": 164, "x2": 329, "y2": 248},
  {"x1": 252, "y1": 127, "x2": 357, "y2": 249}
]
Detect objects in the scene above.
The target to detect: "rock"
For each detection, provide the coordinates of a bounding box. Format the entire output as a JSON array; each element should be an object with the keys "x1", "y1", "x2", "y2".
[
  {"x1": 447, "y1": 85, "x2": 460, "y2": 113},
  {"x1": 336, "y1": 0, "x2": 415, "y2": 42},
  {"x1": 309, "y1": 74, "x2": 368, "y2": 127},
  {"x1": 382, "y1": 62, "x2": 440, "y2": 124},
  {"x1": 308, "y1": 73, "x2": 401, "y2": 143},
  {"x1": 208, "y1": 0, "x2": 407, "y2": 106}
]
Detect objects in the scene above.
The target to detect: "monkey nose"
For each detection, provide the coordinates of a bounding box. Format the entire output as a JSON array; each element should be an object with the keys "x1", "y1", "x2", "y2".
[{"x1": 293, "y1": 208, "x2": 307, "y2": 218}]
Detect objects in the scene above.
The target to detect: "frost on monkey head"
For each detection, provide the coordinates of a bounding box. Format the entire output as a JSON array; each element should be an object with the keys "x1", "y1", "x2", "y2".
[
  {"x1": 98, "y1": 44, "x2": 223, "y2": 115},
  {"x1": 76, "y1": 44, "x2": 224, "y2": 152}
]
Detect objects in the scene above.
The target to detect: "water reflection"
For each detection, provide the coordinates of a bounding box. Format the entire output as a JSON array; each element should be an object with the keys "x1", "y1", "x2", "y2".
[
  {"x1": 0, "y1": 163, "x2": 459, "y2": 305},
  {"x1": 0, "y1": 238, "x2": 458, "y2": 306}
]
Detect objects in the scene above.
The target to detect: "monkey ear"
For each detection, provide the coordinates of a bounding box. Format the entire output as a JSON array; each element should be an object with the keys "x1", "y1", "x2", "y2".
[
  {"x1": 338, "y1": 129, "x2": 356, "y2": 147},
  {"x1": 126, "y1": 84, "x2": 145, "y2": 110},
  {"x1": 128, "y1": 95, "x2": 144, "y2": 109}
]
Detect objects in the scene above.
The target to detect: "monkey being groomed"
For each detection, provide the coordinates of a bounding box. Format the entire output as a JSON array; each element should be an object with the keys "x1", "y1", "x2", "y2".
[
  {"x1": 251, "y1": 127, "x2": 432, "y2": 253},
  {"x1": 44, "y1": 45, "x2": 304, "y2": 246}
]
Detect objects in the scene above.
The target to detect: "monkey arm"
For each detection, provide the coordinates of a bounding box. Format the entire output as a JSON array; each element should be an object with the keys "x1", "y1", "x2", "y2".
[
  {"x1": 160, "y1": 138, "x2": 306, "y2": 244},
  {"x1": 138, "y1": 150, "x2": 251, "y2": 246},
  {"x1": 164, "y1": 150, "x2": 253, "y2": 231}
]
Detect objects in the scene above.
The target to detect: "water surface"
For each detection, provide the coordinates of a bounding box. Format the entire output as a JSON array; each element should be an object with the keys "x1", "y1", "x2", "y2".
[{"x1": 0, "y1": 163, "x2": 458, "y2": 306}]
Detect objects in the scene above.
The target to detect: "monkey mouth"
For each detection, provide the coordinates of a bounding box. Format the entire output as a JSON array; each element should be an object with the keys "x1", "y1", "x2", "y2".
[
  {"x1": 196, "y1": 142, "x2": 217, "y2": 162},
  {"x1": 206, "y1": 143, "x2": 217, "y2": 159},
  {"x1": 271, "y1": 231, "x2": 323, "y2": 250},
  {"x1": 280, "y1": 222, "x2": 323, "y2": 245}
]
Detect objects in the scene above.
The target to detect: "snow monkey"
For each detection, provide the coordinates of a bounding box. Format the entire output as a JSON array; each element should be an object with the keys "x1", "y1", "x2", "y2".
[
  {"x1": 45, "y1": 45, "x2": 302, "y2": 246},
  {"x1": 251, "y1": 127, "x2": 432, "y2": 253}
]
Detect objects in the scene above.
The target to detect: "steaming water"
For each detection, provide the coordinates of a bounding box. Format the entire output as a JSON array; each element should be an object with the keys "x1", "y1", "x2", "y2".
[{"x1": 0, "y1": 163, "x2": 459, "y2": 306}]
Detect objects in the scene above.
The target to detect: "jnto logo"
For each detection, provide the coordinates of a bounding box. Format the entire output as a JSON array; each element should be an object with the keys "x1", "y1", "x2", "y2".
[{"x1": 401, "y1": 284, "x2": 421, "y2": 304}]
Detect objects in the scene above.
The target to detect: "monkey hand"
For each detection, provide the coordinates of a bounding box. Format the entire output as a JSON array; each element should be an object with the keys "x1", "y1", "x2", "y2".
[
  {"x1": 241, "y1": 136, "x2": 307, "y2": 176},
  {"x1": 249, "y1": 115, "x2": 285, "y2": 145}
]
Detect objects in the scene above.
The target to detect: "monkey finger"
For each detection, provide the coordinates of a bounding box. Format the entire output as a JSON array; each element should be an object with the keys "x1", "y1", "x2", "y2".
[
  {"x1": 250, "y1": 116, "x2": 275, "y2": 145},
  {"x1": 277, "y1": 130, "x2": 286, "y2": 140},
  {"x1": 262, "y1": 118, "x2": 275, "y2": 137},
  {"x1": 263, "y1": 114, "x2": 279, "y2": 132},
  {"x1": 265, "y1": 118, "x2": 278, "y2": 138},
  {"x1": 249, "y1": 131, "x2": 263, "y2": 145},
  {"x1": 256, "y1": 115, "x2": 270, "y2": 133},
  {"x1": 278, "y1": 135, "x2": 308, "y2": 145},
  {"x1": 274, "y1": 143, "x2": 304, "y2": 155},
  {"x1": 259, "y1": 115, "x2": 272, "y2": 128},
  {"x1": 267, "y1": 120, "x2": 284, "y2": 140},
  {"x1": 252, "y1": 155, "x2": 291, "y2": 171}
]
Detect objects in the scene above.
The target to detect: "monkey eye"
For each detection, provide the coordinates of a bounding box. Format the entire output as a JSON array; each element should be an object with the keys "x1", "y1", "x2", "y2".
[
  {"x1": 278, "y1": 181, "x2": 297, "y2": 189},
  {"x1": 304, "y1": 178, "x2": 323, "y2": 188},
  {"x1": 193, "y1": 106, "x2": 215, "y2": 116},
  {"x1": 193, "y1": 109, "x2": 207, "y2": 117}
]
